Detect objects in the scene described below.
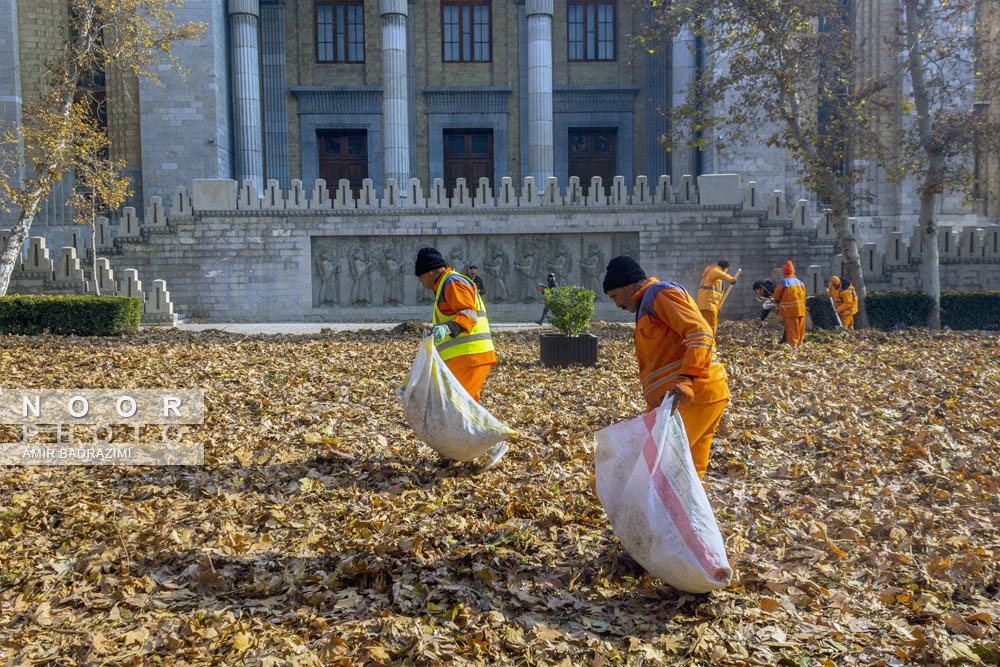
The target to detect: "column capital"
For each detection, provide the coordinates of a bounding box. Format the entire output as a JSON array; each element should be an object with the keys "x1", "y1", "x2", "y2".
[
  {"x1": 526, "y1": 0, "x2": 554, "y2": 17},
  {"x1": 228, "y1": 0, "x2": 260, "y2": 17},
  {"x1": 379, "y1": 0, "x2": 408, "y2": 17}
]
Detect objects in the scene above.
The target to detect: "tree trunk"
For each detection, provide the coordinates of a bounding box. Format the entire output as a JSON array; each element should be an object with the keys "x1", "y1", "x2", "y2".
[
  {"x1": 778, "y1": 86, "x2": 869, "y2": 327},
  {"x1": 91, "y1": 224, "x2": 100, "y2": 295},
  {"x1": 0, "y1": 206, "x2": 39, "y2": 296},
  {"x1": 917, "y1": 165, "x2": 943, "y2": 328},
  {"x1": 904, "y1": 0, "x2": 942, "y2": 329}
]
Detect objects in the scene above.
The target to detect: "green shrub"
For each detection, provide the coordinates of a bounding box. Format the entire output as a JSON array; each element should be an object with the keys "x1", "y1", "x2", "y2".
[
  {"x1": 543, "y1": 285, "x2": 595, "y2": 336},
  {"x1": 865, "y1": 291, "x2": 935, "y2": 329},
  {"x1": 0, "y1": 295, "x2": 141, "y2": 335},
  {"x1": 806, "y1": 295, "x2": 841, "y2": 330},
  {"x1": 940, "y1": 291, "x2": 1000, "y2": 330}
]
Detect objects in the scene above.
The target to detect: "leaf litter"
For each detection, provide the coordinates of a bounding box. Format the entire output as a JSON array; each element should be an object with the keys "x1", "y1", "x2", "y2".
[{"x1": 0, "y1": 321, "x2": 998, "y2": 665}]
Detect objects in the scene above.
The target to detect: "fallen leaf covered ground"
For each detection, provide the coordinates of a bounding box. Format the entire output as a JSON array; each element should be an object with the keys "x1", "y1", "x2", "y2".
[{"x1": 1, "y1": 321, "x2": 998, "y2": 666}]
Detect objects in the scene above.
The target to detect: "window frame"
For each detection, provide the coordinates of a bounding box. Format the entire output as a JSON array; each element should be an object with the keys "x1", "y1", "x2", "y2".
[
  {"x1": 567, "y1": 0, "x2": 616, "y2": 62},
  {"x1": 440, "y1": 0, "x2": 492, "y2": 63},
  {"x1": 315, "y1": 0, "x2": 366, "y2": 64}
]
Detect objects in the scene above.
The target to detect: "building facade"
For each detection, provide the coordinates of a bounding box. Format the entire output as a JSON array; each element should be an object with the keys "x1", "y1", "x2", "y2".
[{"x1": 1, "y1": 0, "x2": 997, "y2": 247}]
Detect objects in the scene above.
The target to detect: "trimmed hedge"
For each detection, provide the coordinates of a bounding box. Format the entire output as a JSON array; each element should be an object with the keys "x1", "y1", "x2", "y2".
[
  {"x1": 806, "y1": 295, "x2": 841, "y2": 330},
  {"x1": 0, "y1": 295, "x2": 142, "y2": 335},
  {"x1": 866, "y1": 292, "x2": 935, "y2": 330},
  {"x1": 941, "y1": 291, "x2": 1000, "y2": 330},
  {"x1": 865, "y1": 290, "x2": 1000, "y2": 330}
]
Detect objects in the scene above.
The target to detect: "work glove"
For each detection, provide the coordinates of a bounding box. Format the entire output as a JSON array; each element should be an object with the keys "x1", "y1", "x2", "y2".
[
  {"x1": 431, "y1": 324, "x2": 450, "y2": 344},
  {"x1": 667, "y1": 376, "x2": 695, "y2": 416}
]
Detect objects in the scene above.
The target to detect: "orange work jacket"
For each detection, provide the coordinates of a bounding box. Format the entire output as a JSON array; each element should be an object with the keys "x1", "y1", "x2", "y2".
[
  {"x1": 631, "y1": 278, "x2": 731, "y2": 411},
  {"x1": 433, "y1": 269, "x2": 497, "y2": 367},
  {"x1": 837, "y1": 286, "x2": 858, "y2": 317},
  {"x1": 773, "y1": 274, "x2": 806, "y2": 318},
  {"x1": 695, "y1": 265, "x2": 738, "y2": 311}
]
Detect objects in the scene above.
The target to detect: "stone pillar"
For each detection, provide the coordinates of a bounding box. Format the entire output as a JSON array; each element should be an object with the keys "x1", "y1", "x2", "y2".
[
  {"x1": 261, "y1": 0, "x2": 290, "y2": 190},
  {"x1": 526, "y1": 0, "x2": 554, "y2": 185},
  {"x1": 643, "y1": 6, "x2": 670, "y2": 181},
  {"x1": 229, "y1": 0, "x2": 264, "y2": 193},
  {"x1": 0, "y1": 0, "x2": 22, "y2": 229},
  {"x1": 671, "y1": 26, "x2": 696, "y2": 178},
  {"x1": 380, "y1": 0, "x2": 411, "y2": 190}
]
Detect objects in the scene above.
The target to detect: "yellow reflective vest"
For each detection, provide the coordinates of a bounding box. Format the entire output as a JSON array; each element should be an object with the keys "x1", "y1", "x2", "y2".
[{"x1": 432, "y1": 271, "x2": 495, "y2": 362}]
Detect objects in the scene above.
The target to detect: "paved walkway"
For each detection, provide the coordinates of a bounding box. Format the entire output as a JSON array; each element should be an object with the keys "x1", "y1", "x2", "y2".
[{"x1": 170, "y1": 321, "x2": 557, "y2": 334}]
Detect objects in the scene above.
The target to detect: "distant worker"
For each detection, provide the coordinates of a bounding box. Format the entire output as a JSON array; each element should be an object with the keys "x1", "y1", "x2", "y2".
[
  {"x1": 467, "y1": 264, "x2": 485, "y2": 298},
  {"x1": 602, "y1": 256, "x2": 731, "y2": 480},
  {"x1": 753, "y1": 280, "x2": 778, "y2": 323},
  {"x1": 827, "y1": 275, "x2": 844, "y2": 324},
  {"x1": 536, "y1": 272, "x2": 559, "y2": 325},
  {"x1": 415, "y1": 247, "x2": 508, "y2": 473},
  {"x1": 837, "y1": 278, "x2": 858, "y2": 329},
  {"x1": 771, "y1": 261, "x2": 806, "y2": 347},
  {"x1": 696, "y1": 260, "x2": 738, "y2": 335}
]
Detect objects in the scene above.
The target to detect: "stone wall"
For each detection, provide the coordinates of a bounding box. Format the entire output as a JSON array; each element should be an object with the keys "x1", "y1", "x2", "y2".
[{"x1": 9, "y1": 173, "x2": 999, "y2": 323}]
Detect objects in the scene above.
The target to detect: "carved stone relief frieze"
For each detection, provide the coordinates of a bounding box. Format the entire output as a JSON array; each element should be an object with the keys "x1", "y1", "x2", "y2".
[{"x1": 310, "y1": 232, "x2": 639, "y2": 308}]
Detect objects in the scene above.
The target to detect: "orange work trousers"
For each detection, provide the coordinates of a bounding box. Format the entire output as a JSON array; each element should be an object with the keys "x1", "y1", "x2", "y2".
[
  {"x1": 783, "y1": 316, "x2": 805, "y2": 347},
  {"x1": 839, "y1": 314, "x2": 854, "y2": 329},
  {"x1": 444, "y1": 358, "x2": 493, "y2": 403},
  {"x1": 699, "y1": 308, "x2": 719, "y2": 336},
  {"x1": 678, "y1": 398, "x2": 729, "y2": 480}
]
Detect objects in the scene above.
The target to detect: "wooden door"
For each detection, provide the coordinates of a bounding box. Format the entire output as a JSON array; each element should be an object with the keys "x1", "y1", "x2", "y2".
[
  {"x1": 318, "y1": 129, "x2": 368, "y2": 195},
  {"x1": 443, "y1": 129, "x2": 494, "y2": 192},
  {"x1": 568, "y1": 128, "x2": 617, "y2": 196}
]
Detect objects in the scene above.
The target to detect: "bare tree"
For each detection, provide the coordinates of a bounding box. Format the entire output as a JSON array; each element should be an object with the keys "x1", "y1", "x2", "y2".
[
  {"x1": 884, "y1": 0, "x2": 1000, "y2": 328},
  {"x1": 0, "y1": 0, "x2": 204, "y2": 296},
  {"x1": 68, "y1": 123, "x2": 130, "y2": 295},
  {"x1": 640, "y1": 0, "x2": 891, "y2": 327}
]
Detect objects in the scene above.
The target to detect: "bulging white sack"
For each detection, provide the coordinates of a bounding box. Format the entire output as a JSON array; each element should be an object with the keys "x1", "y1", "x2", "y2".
[
  {"x1": 594, "y1": 401, "x2": 732, "y2": 593},
  {"x1": 399, "y1": 336, "x2": 515, "y2": 462}
]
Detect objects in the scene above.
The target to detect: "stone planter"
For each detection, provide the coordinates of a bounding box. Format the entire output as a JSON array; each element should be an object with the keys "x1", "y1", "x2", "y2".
[{"x1": 540, "y1": 333, "x2": 598, "y2": 368}]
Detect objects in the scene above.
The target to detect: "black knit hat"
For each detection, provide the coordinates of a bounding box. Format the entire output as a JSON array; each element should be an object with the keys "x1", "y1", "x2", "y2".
[
  {"x1": 414, "y1": 247, "x2": 447, "y2": 276},
  {"x1": 603, "y1": 256, "x2": 646, "y2": 293}
]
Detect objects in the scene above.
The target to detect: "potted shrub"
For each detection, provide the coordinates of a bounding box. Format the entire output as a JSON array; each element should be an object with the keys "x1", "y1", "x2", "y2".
[{"x1": 539, "y1": 285, "x2": 598, "y2": 367}]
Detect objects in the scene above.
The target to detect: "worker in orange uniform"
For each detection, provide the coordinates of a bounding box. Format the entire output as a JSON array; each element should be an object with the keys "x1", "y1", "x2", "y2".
[
  {"x1": 415, "y1": 247, "x2": 507, "y2": 473},
  {"x1": 827, "y1": 275, "x2": 844, "y2": 316},
  {"x1": 603, "y1": 256, "x2": 731, "y2": 480},
  {"x1": 696, "y1": 260, "x2": 738, "y2": 335},
  {"x1": 836, "y1": 278, "x2": 858, "y2": 329},
  {"x1": 772, "y1": 261, "x2": 806, "y2": 347}
]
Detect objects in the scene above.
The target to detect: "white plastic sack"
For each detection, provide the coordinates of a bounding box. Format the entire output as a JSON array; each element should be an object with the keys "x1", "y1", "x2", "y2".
[
  {"x1": 594, "y1": 401, "x2": 732, "y2": 593},
  {"x1": 399, "y1": 336, "x2": 515, "y2": 462}
]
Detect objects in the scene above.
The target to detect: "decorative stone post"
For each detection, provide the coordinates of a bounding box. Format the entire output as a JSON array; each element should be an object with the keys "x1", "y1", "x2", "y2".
[
  {"x1": 526, "y1": 0, "x2": 554, "y2": 185},
  {"x1": 380, "y1": 0, "x2": 411, "y2": 191},
  {"x1": 229, "y1": 0, "x2": 264, "y2": 193}
]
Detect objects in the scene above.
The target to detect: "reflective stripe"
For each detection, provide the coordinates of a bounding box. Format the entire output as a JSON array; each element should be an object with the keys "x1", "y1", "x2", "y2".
[
  {"x1": 644, "y1": 371, "x2": 680, "y2": 397},
  {"x1": 436, "y1": 331, "x2": 493, "y2": 353},
  {"x1": 687, "y1": 341, "x2": 714, "y2": 349},
  {"x1": 698, "y1": 285, "x2": 723, "y2": 292},
  {"x1": 432, "y1": 270, "x2": 494, "y2": 361},
  {"x1": 641, "y1": 360, "x2": 683, "y2": 388},
  {"x1": 685, "y1": 332, "x2": 714, "y2": 341}
]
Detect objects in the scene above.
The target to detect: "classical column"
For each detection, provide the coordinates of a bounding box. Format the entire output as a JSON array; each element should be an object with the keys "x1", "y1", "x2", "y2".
[
  {"x1": 229, "y1": 0, "x2": 264, "y2": 193},
  {"x1": 670, "y1": 26, "x2": 696, "y2": 178},
  {"x1": 526, "y1": 0, "x2": 554, "y2": 185},
  {"x1": 0, "y1": 0, "x2": 23, "y2": 228},
  {"x1": 380, "y1": 0, "x2": 411, "y2": 190},
  {"x1": 261, "y1": 0, "x2": 290, "y2": 190}
]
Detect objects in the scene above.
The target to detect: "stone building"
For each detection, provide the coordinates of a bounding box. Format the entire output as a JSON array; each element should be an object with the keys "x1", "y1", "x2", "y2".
[{"x1": 1, "y1": 0, "x2": 998, "y2": 267}]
